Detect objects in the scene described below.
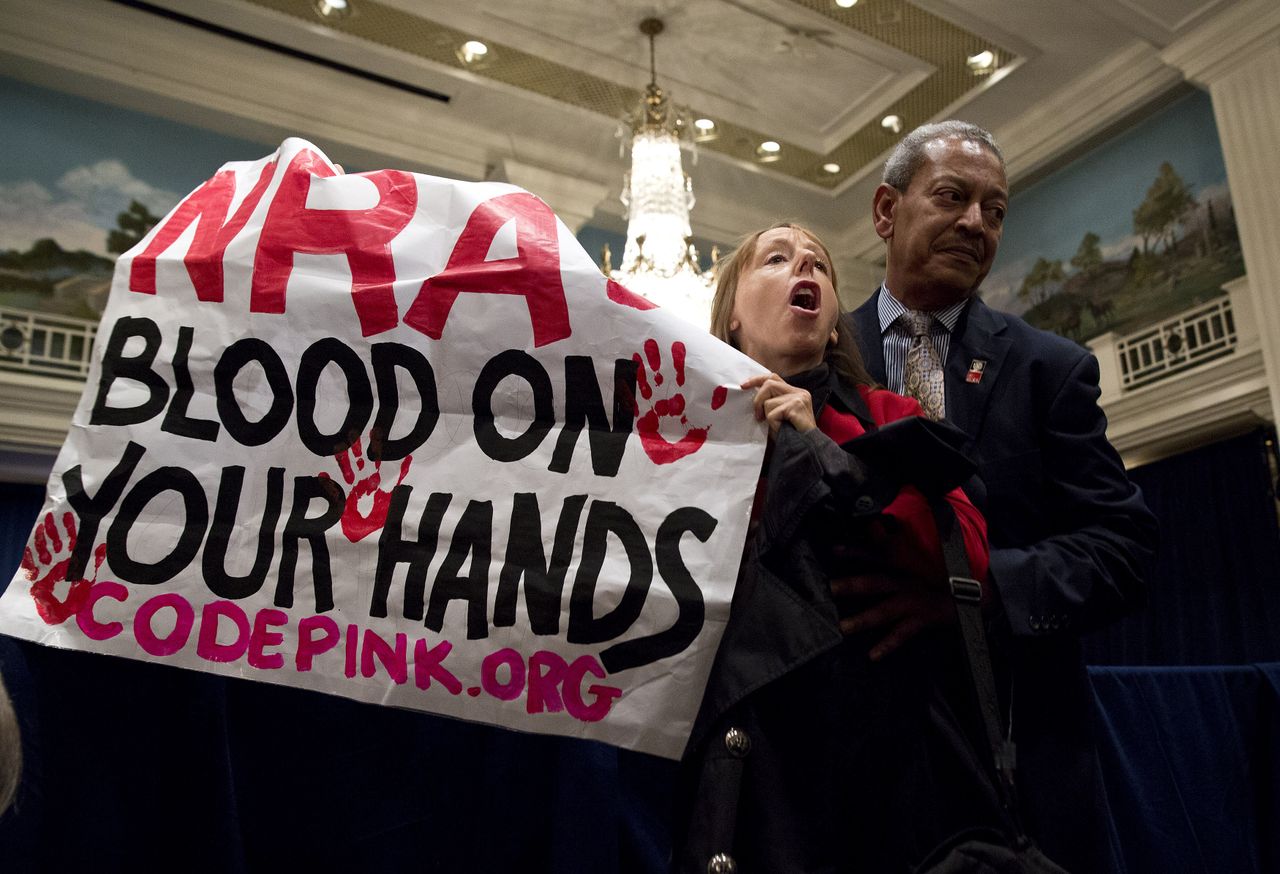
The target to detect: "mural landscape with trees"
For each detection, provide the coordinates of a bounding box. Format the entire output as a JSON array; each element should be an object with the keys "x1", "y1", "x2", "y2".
[
  {"x1": 0, "y1": 200, "x2": 161, "y2": 319},
  {"x1": 1017, "y1": 160, "x2": 1242, "y2": 341},
  {"x1": 979, "y1": 89, "x2": 1244, "y2": 345},
  {"x1": 0, "y1": 75, "x2": 265, "y2": 326}
]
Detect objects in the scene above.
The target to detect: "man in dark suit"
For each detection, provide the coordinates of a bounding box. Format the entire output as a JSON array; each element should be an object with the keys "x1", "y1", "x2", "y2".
[{"x1": 846, "y1": 120, "x2": 1157, "y2": 873}]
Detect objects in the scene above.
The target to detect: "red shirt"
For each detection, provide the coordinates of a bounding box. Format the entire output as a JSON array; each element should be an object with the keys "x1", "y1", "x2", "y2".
[{"x1": 817, "y1": 385, "x2": 989, "y2": 583}]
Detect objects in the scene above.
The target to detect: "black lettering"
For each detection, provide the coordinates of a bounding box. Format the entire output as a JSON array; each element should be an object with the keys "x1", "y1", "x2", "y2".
[
  {"x1": 425, "y1": 500, "x2": 492, "y2": 640},
  {"x1": 371, "y1": 487, "x2": 452, "y2": 620},
  {"x1": 567, "y1": 500, "x2": 652, "y2": 646},
  {"x1": 106, "y1": 467, "x2": 209, "y2": 584},
  {"x1": 370, "y1": 343, "x2": 439, "y2": 462},
  {"x1": 90, "y1": 316, "x2": 170, "y2": 426},
  {"x1": 494, "y1": 493, "x2": 587, "y2": 635},
  {"x1": 201, "y1": 466, "x2": 285, "y2": 599},
  {"x1": 214, "y1": 337, "x2": 293, "y2": 447},
  {"x1": 160, "y1": 325, "x2": 220, "y2": 441},
  {"x1": 296, "y1": 338, "x2": 373, "y2": 457},
  {"x1": 62, "y1": 441, "x2": 147, "y2": 579},
  {"x1": 600, "y1": 507, "x2": 716, "y2": 673},
  {"x1": 549, "y1": 357, "x2": 636, "y2": 477},
  {"x1": 472, "y1": 350, "x2": 554, "y2": 462},
  {"x1": 275, "y1": 475, "x2": 344, "y2": 611}
]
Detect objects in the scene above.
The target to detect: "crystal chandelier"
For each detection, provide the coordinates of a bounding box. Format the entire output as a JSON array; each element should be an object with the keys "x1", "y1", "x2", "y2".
[{"x1": 610, "y1": 18, "x2": 715, "y2": 327}]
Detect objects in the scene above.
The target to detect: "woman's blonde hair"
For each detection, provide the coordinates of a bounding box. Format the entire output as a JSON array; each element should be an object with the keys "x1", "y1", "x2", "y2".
[{"x1": 710, "y1": 222, "x2": 876, "y2": 388}]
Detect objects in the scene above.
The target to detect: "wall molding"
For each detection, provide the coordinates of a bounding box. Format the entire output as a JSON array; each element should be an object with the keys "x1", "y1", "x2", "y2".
[
  {"x1": 0, "y1": 0, "x2": 498, "y2": 180},
  {"x1": 1160, "y1": 0, "x2": 1280, "y2": 86},
  {"x1": 838, "y1": 40, "x2": 1183, "y2": 261},
  {"x1": 997, "y1": 41, "x2": 1182, "y2": 183},
  {"x1": 1103, "y1": 346, "x2": 1271, "y2": 468},
  {"x1": 0, "y1": 372, "x2": 82, "y2": 453}
]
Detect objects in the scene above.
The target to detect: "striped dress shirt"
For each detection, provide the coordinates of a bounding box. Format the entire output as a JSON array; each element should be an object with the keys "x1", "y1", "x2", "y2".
[{"x1": 875, "y1": 285, "x2": 967, "y2": 409}]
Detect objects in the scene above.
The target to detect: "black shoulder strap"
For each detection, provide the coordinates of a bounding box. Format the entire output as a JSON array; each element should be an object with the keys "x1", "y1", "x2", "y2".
[{"x1": 932, "y1": 498, "x2": 1020, "y2": 810}]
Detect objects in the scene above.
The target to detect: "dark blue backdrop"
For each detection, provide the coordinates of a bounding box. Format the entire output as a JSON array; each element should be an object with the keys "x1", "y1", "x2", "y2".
[
  {"x1": 1084, "y1": 428, "x2": 1280, "y2": 666},
  {"x1": 2, "y1": 429, "x2": 1279, "y2": 872}
]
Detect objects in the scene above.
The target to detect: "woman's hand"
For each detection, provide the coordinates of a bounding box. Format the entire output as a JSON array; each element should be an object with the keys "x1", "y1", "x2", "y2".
[
  {"x1": 741, "y1": 373, "x2": 817, "y2": 436},
  {"x1": 830, "y1": 572, "x2": 956, "y2": 661}
]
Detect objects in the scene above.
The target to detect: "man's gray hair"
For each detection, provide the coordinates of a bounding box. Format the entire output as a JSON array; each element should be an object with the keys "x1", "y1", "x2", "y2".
[{"x1": 882, "y1": 120, "x2": 1004, "y2": 191}]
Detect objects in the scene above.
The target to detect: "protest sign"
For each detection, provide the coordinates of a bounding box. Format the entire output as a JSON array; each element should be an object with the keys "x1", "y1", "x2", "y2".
[{"x1": 0, "y1": 139, "x2": 766, "y2": 759}]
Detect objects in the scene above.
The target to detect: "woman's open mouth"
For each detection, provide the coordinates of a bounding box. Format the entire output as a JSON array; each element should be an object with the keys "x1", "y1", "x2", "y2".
[{"x1": 789, "y1": 282, "x2": 821, "y2": 313}]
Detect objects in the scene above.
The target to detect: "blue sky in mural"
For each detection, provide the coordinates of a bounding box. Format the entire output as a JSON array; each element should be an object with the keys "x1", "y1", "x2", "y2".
[
  {"x1": 1, "y1": 73, "x2": 668, "y2": 270},
  {"x1": 0, "y1": 75, "x2": 271, "y2": 256},
  {"x1": 982, "y1": 88, "x2": 1230, "y2": 313}
]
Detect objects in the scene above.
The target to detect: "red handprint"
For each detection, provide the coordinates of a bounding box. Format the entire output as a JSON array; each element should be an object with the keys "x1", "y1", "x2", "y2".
[
  {"x1": 20, "y1": 511, "x2": 107, "y2": 625},
  {"x1": 320, "y1": 434, "x2": 413, "y2": 542},
  {"x1": 631, "y1": 339, "x2": 711, "y2": 465},
  {"x1": 606, "y1": 278, "x2": 657, "y2": 311}
]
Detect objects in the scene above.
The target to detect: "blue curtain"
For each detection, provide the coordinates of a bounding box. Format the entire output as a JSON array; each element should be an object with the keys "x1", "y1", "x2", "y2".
[
  {"x1": 5, "y1": 427, "x2": 1280, "y2": 870},
  {"x1": 1083, "y1": 428, "x2": 1280, "y2": 666},
  {"x1": 0, "y1": 478, "x2": 676, "y2": 872},
  {"x1": 0, "y1": 483, "x2": 45, "y2": 583},
  {"x1": 1090, "y1": 663, "x2": 1280, "y2": 874}
]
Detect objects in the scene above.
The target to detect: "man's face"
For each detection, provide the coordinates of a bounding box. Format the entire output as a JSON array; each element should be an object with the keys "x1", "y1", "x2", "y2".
[{"x1": 873, "y1": 137, "x2": 1008, "y2": 309}]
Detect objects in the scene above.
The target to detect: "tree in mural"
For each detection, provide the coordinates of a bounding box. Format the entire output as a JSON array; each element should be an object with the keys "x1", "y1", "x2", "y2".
[
  {"x1": 1126, "y1": 244, "x2": 1158, "y2": 288},
  {"x1": 106, "y1": 200, "x2": 162, "y2": 256},
  {"x1": 1018, "y1": 256, "x2": 1065, "y2": 306},
  {"x1": 1067, "y1": 232, "x2": 1114, "y2": 325},
  {"x1": 1070, "y1": 231, "x2": 1103, "y2": 277},
  {"x1": 1132, "y1": 161, "x2": 1194, "y2": 255}
]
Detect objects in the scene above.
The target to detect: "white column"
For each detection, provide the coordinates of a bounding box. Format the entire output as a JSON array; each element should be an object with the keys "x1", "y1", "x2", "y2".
[
  {"x1": 1087, "y1": 332, "x2": 1122, "y2": 400},
  {"x1": 1162, "y1": 0, "x2": 1280, "y2": 423},
  {"x1": 1223, "y1": 275, "x2": 1260, "y2": 351},
  {"x1": 491, "y1": 159, "x2": 609, "y2": 233}
]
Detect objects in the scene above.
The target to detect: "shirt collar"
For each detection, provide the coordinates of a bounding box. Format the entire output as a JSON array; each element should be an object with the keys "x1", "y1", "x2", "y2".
[
  {"x1": 824, "y1": 369, "x2": 876, "y2": 430},
  {"x1": 877, "y1": 283, "x2": 968, "y2": 335},
  {"x1": 782, "y1": 362, "x2": 875, "y2": 429}
]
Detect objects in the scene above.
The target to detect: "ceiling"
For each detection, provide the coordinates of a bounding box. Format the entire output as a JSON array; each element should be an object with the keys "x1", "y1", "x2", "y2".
[
  {"x1": 235, "y1": 0, "x2": 1017, "y2": 190},
  {"x1": 0, "y1": 0, "x2": 1246, "y2": 274}
]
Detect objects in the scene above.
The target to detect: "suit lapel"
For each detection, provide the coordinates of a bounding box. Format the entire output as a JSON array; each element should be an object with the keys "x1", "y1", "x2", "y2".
[
  {"x1": 851, "y1": 290, "x2": 1010, "y2": 448},
  {"x1": 946, "y1": 298, "x2": 1011, "y2": 448},
  {"x1": 850, "y1": 292, "x2": 887, "y2": 384}
]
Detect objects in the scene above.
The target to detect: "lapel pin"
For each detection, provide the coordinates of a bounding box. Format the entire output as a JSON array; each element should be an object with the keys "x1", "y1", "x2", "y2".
[{"x1": 966, "y1": 359, "x2": 987, "y2": 384}]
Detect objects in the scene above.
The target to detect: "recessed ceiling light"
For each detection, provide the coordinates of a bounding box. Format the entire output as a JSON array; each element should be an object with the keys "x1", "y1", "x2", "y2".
[
  {"x1": 314, "y1": 0, "x2": 351, "y2": 19},
  {"x1": 881, "y1": 114, "x2": 903, "y2": 134},
  {"x1": 694, "y1": 118, "x2": 716, "y2": 132},
  {"x1": 834, "y1": 0, "x2": 858, "y2": 7},
  {"x1": 457, "y1": 40, "x2": 490, "y2": 67},
  {"x1": 693, "y1": 118, "x2": 718, "y2": 143},
  {"x1": 967, "y1": 50, "x2": 996, "y2": 73},
  {"x1": 822, "y1": 163, "x2": 841, "y2": 174},
  {"x1": 756, "y1": 141, "x2": 782, "y2": 162}
]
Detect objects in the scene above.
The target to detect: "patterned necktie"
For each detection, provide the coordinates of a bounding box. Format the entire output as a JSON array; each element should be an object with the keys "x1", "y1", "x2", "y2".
[{"x1": 903, "y1": 310, "x2": 946, "y2": 420}]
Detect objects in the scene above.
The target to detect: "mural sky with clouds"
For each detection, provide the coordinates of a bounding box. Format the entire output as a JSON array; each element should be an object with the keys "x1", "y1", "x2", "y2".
[
  {"x1": 2, "y1": 75, "x2": 1240, "y2": 342},
  {"x1": 982, "y1": 88, "x2": 1242, "y2": 341},
  {"x1": 0, "y1": 75, "x2": 266, "y2": 258}
]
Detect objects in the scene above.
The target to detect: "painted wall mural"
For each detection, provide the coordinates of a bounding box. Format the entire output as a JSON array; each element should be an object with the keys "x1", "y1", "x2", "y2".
[
  {"x1": 982, "y1": 88, "x2": 1243, "y2": 343},
  {"x1": 0, "y1": 75, "x2": 278, "y2": 320},
  {"x1": 0, "y1": 74, "x2": 708, "y2": 328},
  {"x1": 3, "y1": 74, "x2": 1241, "y2": 343}
]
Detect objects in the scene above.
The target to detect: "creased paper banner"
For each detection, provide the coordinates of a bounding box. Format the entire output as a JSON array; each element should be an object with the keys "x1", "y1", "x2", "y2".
[{"x1": 0, "y1": 138, "x2": 767, "y2": 759}]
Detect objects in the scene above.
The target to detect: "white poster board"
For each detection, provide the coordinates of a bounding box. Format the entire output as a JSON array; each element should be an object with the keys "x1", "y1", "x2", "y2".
[{"x1": 0, "y1": 139, "x2": 766, "y2": 759}]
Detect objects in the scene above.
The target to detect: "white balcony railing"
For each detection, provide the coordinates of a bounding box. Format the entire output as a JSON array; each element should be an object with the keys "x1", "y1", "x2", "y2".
[
  {"x1": 0, "y1": 306, "x2": 99, "y2": 379},
  {"x1": 1113, "y1": 295, "x2": 1237, "y2": 390},
  {"x1": 0, "y1": 289, "x2": 1250, "y2": 393}
]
